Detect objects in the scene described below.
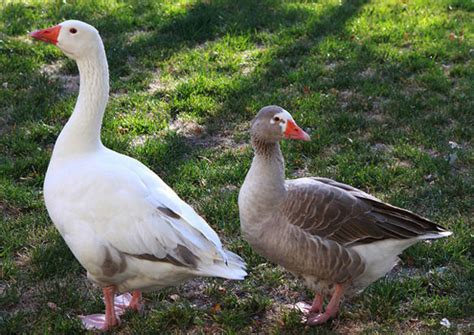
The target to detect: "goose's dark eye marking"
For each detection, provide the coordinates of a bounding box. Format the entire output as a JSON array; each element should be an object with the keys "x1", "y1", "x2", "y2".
[
  {"x1": 70, "y1": 28, "x2": 77, "y2": 34},
  {"x1": 273, "y1": 116, "x2": 280, "y2": 122}
]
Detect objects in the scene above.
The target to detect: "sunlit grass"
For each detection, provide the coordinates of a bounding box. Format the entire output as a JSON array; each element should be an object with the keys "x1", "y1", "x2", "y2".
[{"x1": 1, "y1": 0, "x2": 472, "y2": 333}]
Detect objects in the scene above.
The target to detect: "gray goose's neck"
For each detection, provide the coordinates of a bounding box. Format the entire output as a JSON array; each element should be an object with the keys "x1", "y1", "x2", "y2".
[
  {"x1": 241, "y1": 136, "x2": 287, "y2": 213},
  {"x1": 53, "y1": 43, "x2": 109, "y2": 157}
]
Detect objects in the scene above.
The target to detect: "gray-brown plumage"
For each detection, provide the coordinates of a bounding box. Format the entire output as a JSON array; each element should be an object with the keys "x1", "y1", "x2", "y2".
[{"x1": 238, "y1": 105, "x2": 452, "y2": 325}]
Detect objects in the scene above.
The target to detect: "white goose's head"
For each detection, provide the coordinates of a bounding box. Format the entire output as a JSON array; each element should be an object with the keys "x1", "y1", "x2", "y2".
[
  {"x1": 30, "y1": 20, "x2": 102, "y2": 60},
  {"x1": 251, "y1": 105, "x2": 311, "y2": 143}
]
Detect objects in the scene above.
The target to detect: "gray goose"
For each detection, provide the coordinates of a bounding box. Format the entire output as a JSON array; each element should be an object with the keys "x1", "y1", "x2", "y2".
[{"x1": 238, "y1": 105, "x2": 452, "y2": 325}]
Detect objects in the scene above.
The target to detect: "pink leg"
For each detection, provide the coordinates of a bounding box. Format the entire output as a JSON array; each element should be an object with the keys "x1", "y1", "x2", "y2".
[
  {"x1": 311, "y1": 293, "x2": 324, "y2": 314},
  {"x1": 79, "y1": 285, "x2": 120, "y2": 330},
  {"x1": 307, "y1": 283, "x2": 345, "y2": 325},
  {"x1": 128, "y1": 290, "x2": 143, "y2": 312},
  {"x1": 103, "y1": 286, "x2": 119, "y2": 329}
]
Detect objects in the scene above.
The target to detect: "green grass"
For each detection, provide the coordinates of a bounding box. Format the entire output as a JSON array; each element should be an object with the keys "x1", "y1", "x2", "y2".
[{"x1": 1, "y1": 0, "x2": 473, "y2": 333}]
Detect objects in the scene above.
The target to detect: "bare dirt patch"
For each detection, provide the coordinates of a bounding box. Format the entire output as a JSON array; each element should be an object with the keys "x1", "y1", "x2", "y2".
[
  {"x1": 4, "y1": 274, "x2": 93, "y2": 314},
  {"x1": 169, "y1": 118, "x2": 248, "y2": 152},
  {"x1": 125, "y1": 30, "x2": 154, "y2": 46},
  {"x1": 147, "y1": 68, "x2": 184, "y2": 95},
  {"x1": 337, "y1": 89, "x2": 361, "y2": 109},
  {"x1": 371, "y1": 143, "x2": 393, "y2": 153},
  {"x1": 129, "y1": 134, "x2": 157, "y2": 148},
  {"x1": 147, "y1": 68, "x2": 167, "y2": 94},
  {"x1": 359, "y1": 67, "x2": 376, "y2": 79},
  {"x1": 41, "y1": 61, "x2": 79, "y2": 95},
  {"x1": 324, "y1": 61, "x2": 341, "y2": 72},
  {"x1": 0, "y1": 199, "x2": 22, "y2": 218},
  {"x1": 240, "y1": 46, "x2": 266, "y2": 76},
  {"x1": 169, "y1": 118, "x2": 205, "y2": 139},
  {"x1": 14, "y1": 249, "x2": 31, "y2": 268},
  {"x1": 401, "y1": 76, "x2": 426, "y2": 98},
  {"x1": 367, "y1": 96, "x2": 390, "y2": 122}
]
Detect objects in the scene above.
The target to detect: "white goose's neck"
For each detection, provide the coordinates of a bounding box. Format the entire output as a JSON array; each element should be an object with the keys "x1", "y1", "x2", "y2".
[{"x1": 52, "y1": 44, "x2": 109, "y2": 157}]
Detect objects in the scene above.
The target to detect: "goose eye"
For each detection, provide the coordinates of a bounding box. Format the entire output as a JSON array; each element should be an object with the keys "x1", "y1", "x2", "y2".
[
  {"x1": 273, "y1": 116, "x2": 280, "y2": 122},
  {"x1": 69, "y1": 28, "x2": 77, "y2": 34}
]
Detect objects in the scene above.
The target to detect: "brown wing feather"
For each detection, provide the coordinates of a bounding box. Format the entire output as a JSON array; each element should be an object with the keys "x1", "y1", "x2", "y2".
[{"x1": 283, "y1": 177, "x2": 449, "y2": 247}]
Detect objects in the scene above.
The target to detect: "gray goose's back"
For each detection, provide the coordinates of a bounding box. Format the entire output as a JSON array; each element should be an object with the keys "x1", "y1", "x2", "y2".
[{"x1": 283, "y1": 177, "x2": 448, "y2": 245}]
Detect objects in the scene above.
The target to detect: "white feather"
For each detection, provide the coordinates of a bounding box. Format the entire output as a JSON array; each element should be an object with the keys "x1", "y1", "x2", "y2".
[{"x1": 351, "y1": 231, "x2": 451, "y2": 290}]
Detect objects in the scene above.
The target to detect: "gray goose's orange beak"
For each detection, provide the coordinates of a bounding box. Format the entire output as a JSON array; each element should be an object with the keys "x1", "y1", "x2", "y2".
[{"x1": 284, "y1": 119, "x2": 311, "y2": 141}]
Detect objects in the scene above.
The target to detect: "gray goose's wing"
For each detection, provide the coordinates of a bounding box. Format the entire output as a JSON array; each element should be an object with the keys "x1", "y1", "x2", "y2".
[{"x1": 283, "y1": 177, "x2": 448, "y2": 247}]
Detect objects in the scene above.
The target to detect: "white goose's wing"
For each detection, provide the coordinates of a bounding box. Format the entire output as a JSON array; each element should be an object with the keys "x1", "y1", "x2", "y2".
[{"x1": 71, "y1": 151, "x2": 245, "y2": 279}]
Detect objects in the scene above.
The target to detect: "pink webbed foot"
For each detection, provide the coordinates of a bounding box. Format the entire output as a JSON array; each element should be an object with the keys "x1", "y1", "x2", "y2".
[
  {"x1": 113, "y1": 291, "x2": 144, "y2": 313},
  {"x1": 79, "y1": 314, "x2": 118, "y2": 331},
  {"x1": 306, "y1": 309, "x2": 338, "y2": 325},
  {"x1": 79, "y1": 289, "x2": 138, "y2": 330},
  {"x1": 306, "y1": 284, "x2": 344, "y2": 326},
  {"x1": 295, "y1": 293, "x2": 324, "y2": 315},
  {"x1": 113, "y1": 292, "x2": 133, "y2": 314},
  {"x1": 302, "y1": 284, "x2": 345, "y2": 326},
  {"x1": 295, "y1": 301, "x2": 313, "y2": 315}
]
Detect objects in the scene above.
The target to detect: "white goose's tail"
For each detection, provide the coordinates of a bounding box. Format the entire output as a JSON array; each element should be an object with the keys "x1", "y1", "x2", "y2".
[{"x1": 199, "y1": 248, "x2": 247, "y2": 280}]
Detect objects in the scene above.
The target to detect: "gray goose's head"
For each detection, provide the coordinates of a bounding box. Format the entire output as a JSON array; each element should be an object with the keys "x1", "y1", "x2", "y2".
[{"x1": 251, "y1": 105, "x2": 310, "y2": 144}]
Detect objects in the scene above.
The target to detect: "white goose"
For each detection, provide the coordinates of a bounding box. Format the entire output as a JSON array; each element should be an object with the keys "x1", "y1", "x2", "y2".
[{"x1": 31, "y1": 20, "x2": 246, "y2": 331}]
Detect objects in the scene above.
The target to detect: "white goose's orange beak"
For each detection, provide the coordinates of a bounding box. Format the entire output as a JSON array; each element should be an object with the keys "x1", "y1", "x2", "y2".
[
  {"x1": 30, "y1": 25, "x2": 61, "y2": 45},
  {"x1": 284, "y1": 119, "x2": 311, "y2": 141}
]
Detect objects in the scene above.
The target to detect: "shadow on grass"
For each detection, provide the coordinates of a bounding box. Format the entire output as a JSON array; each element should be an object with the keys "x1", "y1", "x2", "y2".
[
  {"x1": 3, "y1": 0, "x2": 469, "y2": 196},
  {"x1": 1, "y1": 0, "x2": 368, "y2": 179}
]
